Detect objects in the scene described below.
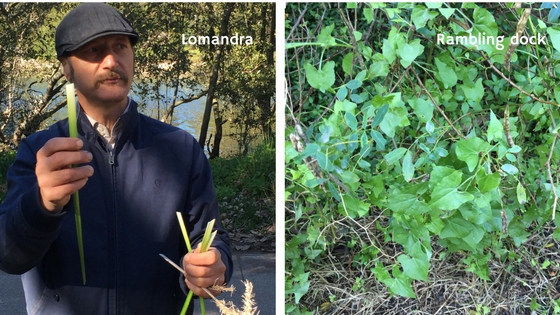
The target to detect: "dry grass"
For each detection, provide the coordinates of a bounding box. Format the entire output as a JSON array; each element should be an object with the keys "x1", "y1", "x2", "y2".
[
  {"x1": 299, "y1": 215, "x2": 560, "y2": 315},
  {"x1": 203, "y1": 281, "x2": 259, "y2": 315}
]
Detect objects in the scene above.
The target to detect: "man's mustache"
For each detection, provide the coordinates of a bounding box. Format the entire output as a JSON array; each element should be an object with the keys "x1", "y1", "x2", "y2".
[{"x1": 97, "y1": 70, "x2": 128, "y2": 84}]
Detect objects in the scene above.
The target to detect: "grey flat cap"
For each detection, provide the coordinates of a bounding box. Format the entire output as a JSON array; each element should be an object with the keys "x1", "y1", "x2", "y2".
[{"x1": 55, "y1": 3, "x2": 139, "y2": 58}]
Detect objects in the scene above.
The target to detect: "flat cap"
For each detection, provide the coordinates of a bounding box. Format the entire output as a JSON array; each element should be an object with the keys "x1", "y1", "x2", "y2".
[{"x1": 55, "y1": 3, "x2": 139, "y2": 58}]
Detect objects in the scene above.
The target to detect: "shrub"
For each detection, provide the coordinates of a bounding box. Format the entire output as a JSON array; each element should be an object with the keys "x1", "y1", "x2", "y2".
[
  {"x1": 286, "y1": 3, "x2": 560, "y2": 314},
  {"x1": 210, "y1": 141, "x2": 275, "y2": 232}
]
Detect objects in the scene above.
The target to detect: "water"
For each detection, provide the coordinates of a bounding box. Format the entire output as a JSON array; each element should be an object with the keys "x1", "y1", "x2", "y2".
[
  {"x1": 45, "y1": 83, "x2": 241, "y2": 157},
  {"x1": 130, "y1": 84, "x2": 240, "y2": 157}
]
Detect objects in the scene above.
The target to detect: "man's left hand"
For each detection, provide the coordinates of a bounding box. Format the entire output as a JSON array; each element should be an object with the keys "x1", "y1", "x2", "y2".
[{"x1": 182, "y1": 246, "x2": 227, "y2": 298}]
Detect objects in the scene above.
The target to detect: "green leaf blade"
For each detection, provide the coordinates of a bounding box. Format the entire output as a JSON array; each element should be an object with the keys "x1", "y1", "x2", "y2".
[
  {"x1": 402, "y1": 150, "x2": 414, "y2": 182},
  {"x1": 385, "y1": 147, "x2": 407, "y2": 165},
  {"x1": 428, "y1": 171, "x2": 474, "y2": 210},
  {"x1": 67, "y1": 83, "x2": 85, "y2": 285},
  {"x1": 304, "y1": 61, "x2": 336, "y2": 93},
  {"x1": 487, "y1": 110, "x2": 503, "y2": 143},
  {"x1": 398, "y1": 253, "x2": 429, "y2": 281},
  {"x1": 456, "y1": 137, "x2": 489, "y2": 172}
]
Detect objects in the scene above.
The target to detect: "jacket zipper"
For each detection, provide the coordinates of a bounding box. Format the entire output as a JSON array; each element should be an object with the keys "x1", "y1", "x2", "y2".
[
  {"x1": 100, "y1": 140, "x2": 118, "y2": 314},
  {"x1": 109, "y1": 150, "x2": 115, "y2": 165},
  {"x1": 110, "y1": 146, "x2": 119, "y2": 314}
]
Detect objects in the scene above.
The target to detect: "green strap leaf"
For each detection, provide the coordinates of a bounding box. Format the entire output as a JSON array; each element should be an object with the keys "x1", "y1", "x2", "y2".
[{"x1": 66, "y1": 83, "x2": 86, "y2": 285}]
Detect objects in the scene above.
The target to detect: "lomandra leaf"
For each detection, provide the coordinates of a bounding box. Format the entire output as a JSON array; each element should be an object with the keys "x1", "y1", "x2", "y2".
[
  {"x1": 304, "y1": 61, "x2": 336, "y2": 93},
  {"x1": 66, "y1": 83, "x2": 86, "y2": 285}
]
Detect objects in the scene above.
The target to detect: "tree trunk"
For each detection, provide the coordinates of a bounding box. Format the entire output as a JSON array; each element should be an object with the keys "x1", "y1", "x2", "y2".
[
  {"x1": 160, "y1": 89, "x2": 208, "y2": 124},
  {"x1": 210, "y1": 100, "x2": 224, "y2": 159},
  {"x1": 198, "y1": 3, "x2": 235, "y2": 149},
  {"x1": 258, "y1": 3, "x2": 275, "y2": 141}
]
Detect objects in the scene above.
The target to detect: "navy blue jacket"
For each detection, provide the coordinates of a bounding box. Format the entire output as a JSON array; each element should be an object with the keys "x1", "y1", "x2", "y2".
[{"x1": 0, "y1": 100, "x2": 232, "y2": 314}]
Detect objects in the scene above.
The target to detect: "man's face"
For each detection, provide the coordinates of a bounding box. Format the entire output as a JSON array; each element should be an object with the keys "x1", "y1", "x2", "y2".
[{"x1": 62, "y1": 34, "x2": 134, "y2": 107}]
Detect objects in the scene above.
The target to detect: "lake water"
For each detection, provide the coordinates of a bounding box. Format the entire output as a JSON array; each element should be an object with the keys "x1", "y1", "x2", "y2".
[
  {"x1": 130, "y1": 87, "x2": 241, "y2": 157},
  {"x1": 46, "y1": 83, "x2": 242, "y2": 157}
]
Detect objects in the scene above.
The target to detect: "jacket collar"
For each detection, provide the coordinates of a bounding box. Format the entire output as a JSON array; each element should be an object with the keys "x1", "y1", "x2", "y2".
[{"x1": 77, "y1": 98, "x2": 140, "y2": 150}]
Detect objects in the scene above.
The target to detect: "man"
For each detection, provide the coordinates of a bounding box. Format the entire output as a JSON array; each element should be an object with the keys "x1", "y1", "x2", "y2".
[{"x1": 0, "y1": 3, "x2": 232, "y2": 314}]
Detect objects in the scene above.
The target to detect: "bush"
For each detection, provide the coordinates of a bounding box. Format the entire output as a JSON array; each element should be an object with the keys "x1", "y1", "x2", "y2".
[
  {"x1": 286, "y1": 3, "x2": 560, "y2": 314},
  {"x1": 0, "y1": 150, "x2": 16, "y2": 202},
  {"x1": 210, "y1": 141, "x2": 275, "y2": 232}
]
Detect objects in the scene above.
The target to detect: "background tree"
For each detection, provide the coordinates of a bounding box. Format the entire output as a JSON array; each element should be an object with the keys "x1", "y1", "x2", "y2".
[
  {"x1": 196, "y1": 2, "x2": 235, "y2": 154},
  {"x1": 0, "y1": 3, "x2": 73, "y2": 149},
  {"x1": 0, "y1": 2, "x2": 275, "y2": 158},
  {"x1": 193, "y1": 2, "x2": 276, "y2": 157},
  {"x1": 0, "y1": 1, "x2": 275, "y2": 242}
]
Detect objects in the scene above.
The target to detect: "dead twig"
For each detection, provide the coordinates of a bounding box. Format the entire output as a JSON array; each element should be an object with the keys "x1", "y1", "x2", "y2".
[
  {"x1": 411, "y1": 67, "x2": 467, "y2": 140},
  {"x1": 481, "y1": 52, "x2": 560, "y2": 108},
  {"x1": 546, "y1": 133, "x2": 559, "y2": 220}
]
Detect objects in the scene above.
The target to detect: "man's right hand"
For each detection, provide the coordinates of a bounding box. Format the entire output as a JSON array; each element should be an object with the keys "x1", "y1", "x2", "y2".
[{"x1": 36, "y1": 138, "x2": 94, "y2": 214}]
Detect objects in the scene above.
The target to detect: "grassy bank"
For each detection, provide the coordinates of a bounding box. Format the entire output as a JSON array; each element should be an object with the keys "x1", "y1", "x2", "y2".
[
  {"x1": 209, "y1": 142, "x2": 275, "y2": 233},
  {"x1": 0, "y1": 150, "x2": 15, "y2": 203},
  {"x1": 0, "y1": 143, "x2": 274, "y2": 234}
]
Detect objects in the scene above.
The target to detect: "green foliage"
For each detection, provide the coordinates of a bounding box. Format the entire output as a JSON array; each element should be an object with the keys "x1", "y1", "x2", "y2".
[
  {"x1": 0, "y1": 3, "x2": 75, "y2": 148},
  {"x1": 0, "y1": 150, "x2": 16, "y2": 202},
  {"x1": 1, "y1": 3, "x2": 274, "y2": 155},
  {"x1": 286, "y1": 2, "x2": 560, "y2": 313},
  {"x1": 209, "y1": 142, "x2": 275, "y2": 231}
]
